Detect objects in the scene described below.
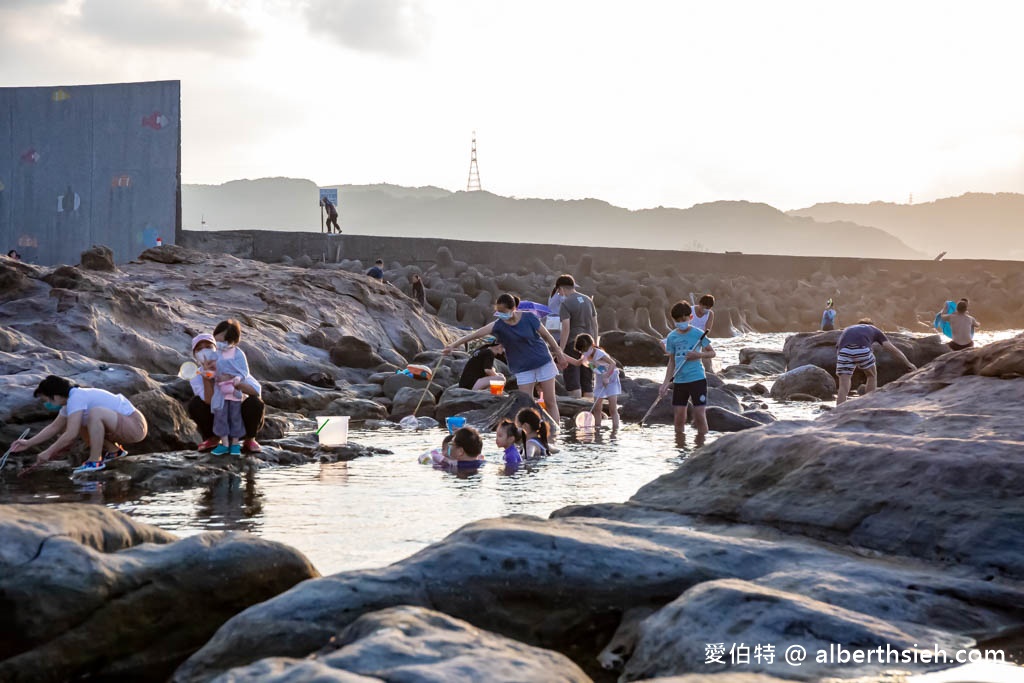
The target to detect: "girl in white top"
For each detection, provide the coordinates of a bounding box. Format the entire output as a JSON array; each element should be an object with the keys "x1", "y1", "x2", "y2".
[
  {"x1": 11, "y1": 375, "x2": 148, "y2": 474},
  {"x1": 566, "y1": 334, "x2": 622, "y2": 431},
  {"x1": 691, "y1": 293, "x2": 716, "y2": 374}
]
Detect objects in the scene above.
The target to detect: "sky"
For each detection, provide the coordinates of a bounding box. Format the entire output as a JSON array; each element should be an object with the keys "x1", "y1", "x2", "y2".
[{"x1": 1, "y1": 0, "x2": 1023, "y2": 211}]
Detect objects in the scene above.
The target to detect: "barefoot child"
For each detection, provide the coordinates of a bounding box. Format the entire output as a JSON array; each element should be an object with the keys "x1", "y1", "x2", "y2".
[
  {"x1": 566, "y1": 334, "x2": 621, "y2": 431},
  {"x1": 515, "y1": 408, "x2": 551, "y2": 459},
  {"x1": 211, "y1": 319, "x2": 250, "y2": 456},
  {"x1": 495, "y1": 419, "x2": 524, "y2": 467},
  {"x1": 659, "y1": 301, "x2": 716, "y2": 446}
]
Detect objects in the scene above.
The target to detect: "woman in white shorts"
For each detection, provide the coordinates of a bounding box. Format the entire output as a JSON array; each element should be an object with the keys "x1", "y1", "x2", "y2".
[
  {"x1": 443, "y1": 293, "x2": 567, "y2": 427},
  {"x1": 11, "y1": 375, "x2": 148, "y2": 474}
]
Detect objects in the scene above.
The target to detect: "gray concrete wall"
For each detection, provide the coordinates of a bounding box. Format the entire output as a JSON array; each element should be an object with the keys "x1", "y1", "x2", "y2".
[
  {"x1": 180, "y1": 229, "x2": 1024, "y2": 280},
  {"x1": 0, "y1": 80, "x2": 181, "y2": 265}
]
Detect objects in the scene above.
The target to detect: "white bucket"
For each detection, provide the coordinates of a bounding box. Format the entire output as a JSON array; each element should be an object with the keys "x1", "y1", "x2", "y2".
[{"x1": 316, "y1": 416, "x2": 350, "y2": 446}]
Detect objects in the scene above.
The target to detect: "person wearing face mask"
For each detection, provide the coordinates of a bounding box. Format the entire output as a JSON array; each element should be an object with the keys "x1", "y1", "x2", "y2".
[
  {"x1": 187, "y1": 333, "x2": 265, "y2": 453},
  {"x1": 10, "y1": 375, "x2": 148, "y2": 474},
  {"x1": 443, "y1": 293, "x2": 567, "y2": 429},
  {"x1": 658, "y1": 301, "x2": 716, "y2": 446},
  {"x1": 209, "y1": 319, "x2": 252, "y2": 456}
]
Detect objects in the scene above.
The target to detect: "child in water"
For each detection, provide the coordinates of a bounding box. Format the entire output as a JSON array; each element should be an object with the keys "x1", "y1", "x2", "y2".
[
  {"x1": 444, "y1": 426, "x2": 485, "y2": 469},
  {"x1": 495, "y1": 419, "x2": 524, "y2": 467},
  {"x1": 515, "y1": 408, "x2": 550, "y2": 459},
  {"x1": 211, "y1": 319, "x2": 250, "y2": 456},
  {"x1": 565, "y1": 334, "x2": 621, "y2": 431}
]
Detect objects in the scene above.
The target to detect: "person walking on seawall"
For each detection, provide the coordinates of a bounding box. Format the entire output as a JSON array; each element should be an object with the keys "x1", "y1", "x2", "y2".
[
  {"x1": 321, "y1": 196, "x2": 341, "y2": 233},
  {"x1": 411, "y1": 273, "x2": 427, "y2": 307},
  {"x1": 188, "y1": 333, "x2": 265, "y2": 453},
  {"x1": 367, "y1": 259, "x2": 385, "y2": 281},
  {"x1": 821, "y1": 298, "x2": 837, "y2": 331},
  {"x1": 10, "y1": 375, "x2": 149, "y2": 473},
  {"x1": 835, "y1": 319, "x2": 916, "y2": 405},
  {"x1": 937, "y1": 298, "x2": 979, "y2": 351},
  {"x1": 557, "y1": 274, "x2": 599, "y2": 399},
  {"x1": 443, "y1": 293, "x2": 568, "y2": 427},
  {"x1": 689, "y1": 293, "x2": 716, "y2": 374}
]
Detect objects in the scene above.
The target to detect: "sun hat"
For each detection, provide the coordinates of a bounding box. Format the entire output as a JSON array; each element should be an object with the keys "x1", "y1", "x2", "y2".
[{"x1": 191, "y1": 333, "x2": 216, "y2": 354}]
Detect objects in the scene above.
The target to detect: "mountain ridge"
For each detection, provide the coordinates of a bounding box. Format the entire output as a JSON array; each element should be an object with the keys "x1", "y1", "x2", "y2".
[{"x1": 182, "y1": 178, "x2": 925, "y2": 259}]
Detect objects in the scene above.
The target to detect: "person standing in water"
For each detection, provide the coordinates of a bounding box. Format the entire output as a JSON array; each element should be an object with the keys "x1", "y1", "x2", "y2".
[
  {"x1": 821, "y1": 298, "x2": 837, "y2": 331},
  {"x1": 557, "y1": 275, "x2": 599, "y2": 399},
  {"x1": 937, "y1": 298, "x2": 980, "y2": 351},
  {"x1": 659, "y1": 301, "x2": 716, "y2": 446},
  {"x1": 835, "y1": 319, "x2": 916, "y2": 405},
  {"x1": 689, "y1": 293, "x2": 716, "y2": 374}
]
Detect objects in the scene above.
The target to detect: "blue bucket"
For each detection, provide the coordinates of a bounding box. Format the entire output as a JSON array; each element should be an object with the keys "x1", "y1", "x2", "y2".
[{"x1": 446, "y1": 416, "x2": 467, "y2": 434}]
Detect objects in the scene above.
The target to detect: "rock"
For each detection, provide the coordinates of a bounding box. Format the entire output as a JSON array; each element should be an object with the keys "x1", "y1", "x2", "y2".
[
  {"x1": 632, "y1": 336, "x2": 1024, "y2": 578},
  {"x1": 619, "y1": 377, "x2": 740, "y2": 425},
  {"x1": 434, "y1": 386, "x2": 503, "y2": 421},
  {"x1": 740, "y1": 410, "x2": 776, "y2": 425},
  {"x1": 262, "y1": 381, "x2": 347, "y2": 413},
  {"x1": 783, "y1": 330, "x2": 947, "y2": 386},
  {"x1": 128, "y1": 389, "x2": 201, "y2": 454},
  {"x1": 382, "y1": 372, "x2": 442, "y2": 401},
  {"x1": 41, "y1": 265, "x2": 106, "y2": 292},
  {"x1": 600, "y1": 330, "x2": 666, "y2": 366},
  {"x1": 0, "y1": 504, "x2": 317, "y2": 683},
  {"x1": 718, "y1": 364, "x2": 765, "y2": 380},
  {"x1": 329, "y1": 336, "x2": 385, "y2": 369},
  {"x1": 171, "y1": 510, "x2": 1024, "y2": 683},
  {"x1": 457, "y1": 391, "x2": 554, "y2": 432},
  {"x1": 390, "y1": 386, "x2": 436, "y2": 418},
  {"x1": 79, "y1": 244, "x2": 116, "y2": 271},
  {"x1": 750, "y1": 383, "x2": 768, "y2": 395},
  {"x1": 738, "y1": 347, "x2": 786, "y2": 368},
  {"x1": 704, "y1": 406, "x2": 762, "y2": 432},
  {"x1": 1, "y1": 248, "x2": 452, "y2": 382},
  {"x1": 139, "y1": 243, "x2": 205, "y2": 264},
  {"x1": 622, "y1": 579, "x2": 971, "y2": 681},
  {"x1": 769, "y1": 364, "x2": 836, "y2": 401},
  {"x1": 211, "y1": 606, "x2": 590, "y2": 683},
  {"x1": 319, "y1": 397, "x2": 388, "y2": 421}
]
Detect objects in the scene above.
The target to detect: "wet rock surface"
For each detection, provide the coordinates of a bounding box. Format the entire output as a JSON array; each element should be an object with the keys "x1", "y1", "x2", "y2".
[{"x1": 0, "y1": 504, "x2": 317, "y2": 683}]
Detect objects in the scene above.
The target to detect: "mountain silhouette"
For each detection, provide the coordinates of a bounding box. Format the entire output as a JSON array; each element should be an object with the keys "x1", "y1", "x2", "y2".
[
  {"x1": 182, "y1": 178, "x2": 923, "y2": 259},
  {"x1": 789, "y1": 192, "x2": 1024, "y2": 260}
]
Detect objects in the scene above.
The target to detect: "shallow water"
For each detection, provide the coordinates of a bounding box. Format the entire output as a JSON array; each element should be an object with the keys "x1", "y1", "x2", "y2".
[{"x1": 10, "y1": 330, "x2": 1021, "y2": 575}]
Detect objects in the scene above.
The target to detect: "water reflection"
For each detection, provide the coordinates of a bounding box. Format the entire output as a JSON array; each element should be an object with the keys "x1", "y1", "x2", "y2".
[{"x1": 195, "y1": 474, "x2": 263, "y2": 532}]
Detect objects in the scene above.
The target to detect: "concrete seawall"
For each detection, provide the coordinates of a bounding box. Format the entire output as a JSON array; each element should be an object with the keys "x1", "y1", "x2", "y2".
[{"x1": 179, "y1": 230, "x2": 1024, "y2": 333}]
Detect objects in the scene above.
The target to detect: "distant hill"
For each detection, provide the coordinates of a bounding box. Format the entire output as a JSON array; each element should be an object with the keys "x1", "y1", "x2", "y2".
[
  {"x1": 788, "y1": 192, "x2": 1024, "y2": 260},
  {"x1": 182, "y1": 178, "x2": 923, "y2": 259}
]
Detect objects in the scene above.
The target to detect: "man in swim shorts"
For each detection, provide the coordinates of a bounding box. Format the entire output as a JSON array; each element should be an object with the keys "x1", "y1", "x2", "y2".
[
  {"x1": 835, "y1": 320, "x2": 916, "y2": 405},
  {"x1": 937, "y1": 298, "x2": 980, "y2": 351}
]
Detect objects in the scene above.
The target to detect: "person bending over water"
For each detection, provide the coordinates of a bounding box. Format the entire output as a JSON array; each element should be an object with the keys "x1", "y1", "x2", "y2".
[
  {"x1": 835, "y1": 319, "x2": 916, "y2": 405},
  {"x1": 515, "y1": 408, "x2": 551, "y2": 459},
  {"x1": 11, "y1": 375, "x2": 148, "y2": 473},
  {"x1": 937, "y1": 298, "x2": 980, "y2": 351},
  {"x1": 659, "y1": 301, "x2": 716, "y2": 446},
  {"x1": 565, "y1": 333, "x2": 621, "y2": 431},
  {"x1": 443, "y1": 293, "x2": 567, "y2": 428}
]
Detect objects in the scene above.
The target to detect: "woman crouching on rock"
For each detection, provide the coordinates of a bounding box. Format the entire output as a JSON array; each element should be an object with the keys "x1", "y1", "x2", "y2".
[
  {"x1": 10, "y1": 375, "x2": 148, "y2": 474},
  {"x1": 443, "y1": 293, "x2": 567, "y2": 428},
  {"x1": 187, "y1": 331, "x2": 265, "y2": 453}
]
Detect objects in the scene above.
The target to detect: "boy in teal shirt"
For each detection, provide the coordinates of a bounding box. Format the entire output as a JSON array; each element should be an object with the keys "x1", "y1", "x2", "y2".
[{"x1": 659, "y1": 301, "x2": 716, "y2": 445}]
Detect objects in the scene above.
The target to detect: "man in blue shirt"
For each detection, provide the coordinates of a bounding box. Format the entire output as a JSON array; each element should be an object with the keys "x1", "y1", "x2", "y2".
[
  {"x1": 659, "y1": 301, "x2": 716, "y2": 445},
  {"x1": 366, "y1": 259, "x2": 385, "y2": 281}
]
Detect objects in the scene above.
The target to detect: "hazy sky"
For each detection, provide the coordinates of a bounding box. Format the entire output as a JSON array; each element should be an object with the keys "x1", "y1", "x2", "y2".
[{"x1": 2, "y1": 0, "x2": 1022, "y2": 210}]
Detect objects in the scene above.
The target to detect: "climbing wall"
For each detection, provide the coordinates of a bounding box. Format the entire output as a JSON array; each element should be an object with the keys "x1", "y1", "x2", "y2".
[{"x1": 0, "y1": 80, "x2": 181, "y2": 265}]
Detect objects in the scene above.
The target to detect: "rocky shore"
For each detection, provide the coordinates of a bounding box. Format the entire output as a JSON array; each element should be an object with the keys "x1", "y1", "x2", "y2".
[{"x1": 2, "y1": 244, "x2": 1023, "y2": 681}]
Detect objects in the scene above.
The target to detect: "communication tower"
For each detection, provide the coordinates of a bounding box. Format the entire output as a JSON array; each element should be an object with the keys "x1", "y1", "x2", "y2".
[{"x1": 466, "y1": 131, "x2": 482, "y2": 192}]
